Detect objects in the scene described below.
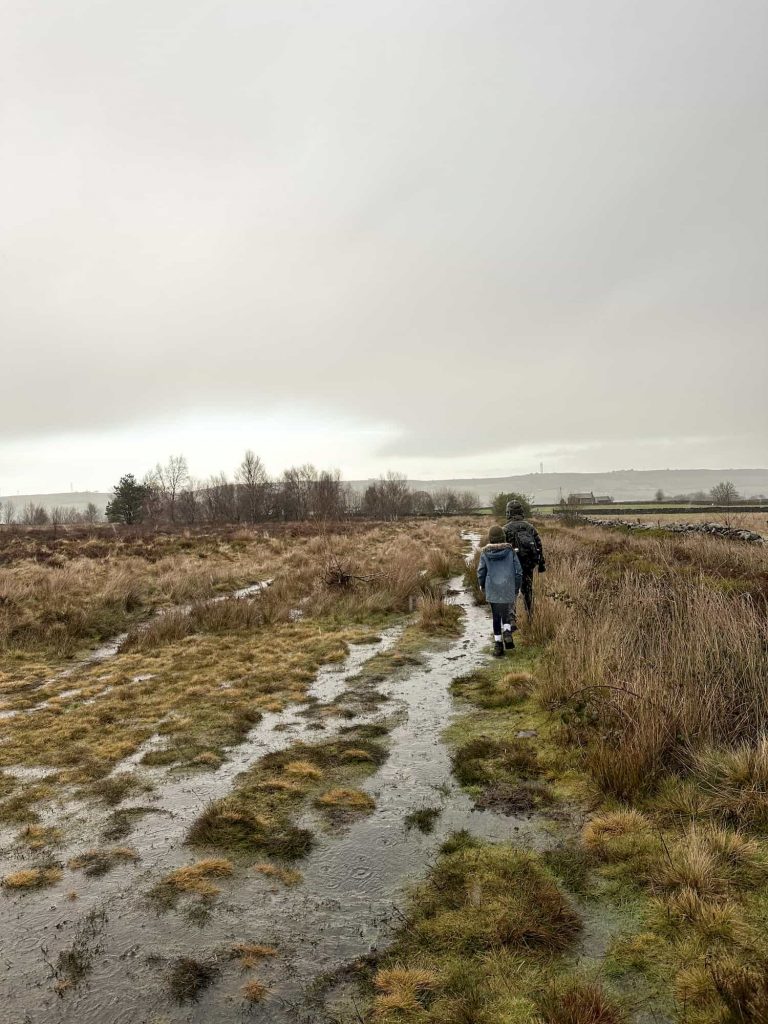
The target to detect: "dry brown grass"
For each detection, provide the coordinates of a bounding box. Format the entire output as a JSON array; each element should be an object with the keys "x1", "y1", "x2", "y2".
[
  {"x1": 2, "y1": 866, "x2": 63, "y2": 890},
  {"x1": 230, "y1": 942, "x2": 278, "y2": 969},
  {"x1": 0, "y1": 519, "x2": 475, "y2": 821},
  {"x1": 242, "y1": 979, "x2": 269, "y2": 1003},
  {"x1": 535, "y1": 524, "x2": 768, "y2": 800},
  {"x1": 253, "y1": 863, "x2": 303, "y2": 886},
  {"x1": 148, "y1": 857, "x2": 234, "y2": 909},
  {"x1": 68, "y1": 846, "x2": 139, "y2": 877}
]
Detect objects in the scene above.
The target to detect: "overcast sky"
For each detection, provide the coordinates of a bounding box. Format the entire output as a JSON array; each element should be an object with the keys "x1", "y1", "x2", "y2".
[{"x1": 1, "y1": 0, "x2": 766, "y2": 493}]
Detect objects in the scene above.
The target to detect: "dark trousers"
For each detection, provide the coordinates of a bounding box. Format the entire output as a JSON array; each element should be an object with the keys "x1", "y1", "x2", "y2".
[
  {"x1": 490, "y1": 602, "x2": 517, "y2": 635},
  {"x1": 521, "y1": 566, "x2": 535, "y2": 614}
]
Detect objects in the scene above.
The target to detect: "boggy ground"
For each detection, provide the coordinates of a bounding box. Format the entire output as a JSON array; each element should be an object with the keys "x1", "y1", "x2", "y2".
[
  {"x1": 0, "y1": 518, "x2": 489, "y2": 1020},
  {"x1": 2, "y1": 519, "x2": 768, "y2": 1023},
  {"x1": 336, "y1": 521, "x2": 768, "y2": 1024}
]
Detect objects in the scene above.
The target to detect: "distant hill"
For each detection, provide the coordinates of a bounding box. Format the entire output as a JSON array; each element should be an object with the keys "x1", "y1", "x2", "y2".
[
  {"x1": 3, "y1": 469, "x2": 767, "y2": 513},
  {"x1": 351, "y1": 469, "x2": 768, "y2": 505},
  {"x1": 0, "y1": 491, "x2": 110, "y2": 513}
]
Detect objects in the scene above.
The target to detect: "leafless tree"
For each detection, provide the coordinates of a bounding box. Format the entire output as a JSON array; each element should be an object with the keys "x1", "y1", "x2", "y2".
[
  {"x1": 455, "y1": 490, "x2": 479, "y2": 513},
  {"x1": 155, "y1": 454, "x2": 189, "y2": 522},
  {"x1": 202, "y1": 472, "x2": 238, "y2": 523},
  {"x1": 410, "y1": 490, "x2": 435, "y2": 515},
  {"x1": 176, "y1": 487, "x2": 200, "y2": 525},
  {"x1": 236, "y1": 450, "x2": 270, "y2": 523},
  {"x1": 21, "y1": 502, "x2": 49, "y2": 525},
  {"x1": 432, "y1": 488, "x2": 458, "y2": 514},
  {"x1": 83, "y1": 502, "x2": 101, "y2": 524},
  {"x1": 314, "y1": 469, "x2": 346, "y2": 519},
  {"x1": 362, "y1": 472, "x2": 412, "y2": 520},
  {"x1": 3, "y1": 501, "x2": 16, "y2": 525},
  {"x1": 710, "y1": 481, "x2": 739, "y2": 505}
]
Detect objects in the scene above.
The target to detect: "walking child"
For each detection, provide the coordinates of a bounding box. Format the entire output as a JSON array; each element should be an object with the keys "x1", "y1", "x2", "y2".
[
  {"x1": 503, "y1": 499, "x2": 546, "y2": 615},
  {"x1": 477, "y1": 525, "x2": 523, "y2": 657}
]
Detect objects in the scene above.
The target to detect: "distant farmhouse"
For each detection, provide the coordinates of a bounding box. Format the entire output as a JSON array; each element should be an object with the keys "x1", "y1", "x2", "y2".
[
  {"x1": 565, "y1": 492, "x2": 614, "y2": 506},
  {"x1": 567, "y1": 492, "x2": 595, "y2": 506}
]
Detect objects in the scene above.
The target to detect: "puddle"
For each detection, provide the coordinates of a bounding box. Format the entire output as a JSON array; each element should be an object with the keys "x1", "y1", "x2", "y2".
[{"x1": 0, "y1": 555, "x2": 548, "y2": 1023}]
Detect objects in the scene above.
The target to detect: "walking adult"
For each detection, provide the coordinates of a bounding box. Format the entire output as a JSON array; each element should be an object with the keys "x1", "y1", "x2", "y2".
[{"x1": 502, "y1": 499, "x2": 545, "y2": 614}]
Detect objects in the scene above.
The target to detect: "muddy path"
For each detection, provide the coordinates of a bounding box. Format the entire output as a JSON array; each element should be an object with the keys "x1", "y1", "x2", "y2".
[{"x1": 0, "y1": 562, "x2": 552, "y2": 1023}]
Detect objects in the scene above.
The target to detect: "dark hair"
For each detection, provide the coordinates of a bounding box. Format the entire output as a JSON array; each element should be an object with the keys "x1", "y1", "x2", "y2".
[{"x1": 488, "y1": 525, "x2": 505, "y2": 543}]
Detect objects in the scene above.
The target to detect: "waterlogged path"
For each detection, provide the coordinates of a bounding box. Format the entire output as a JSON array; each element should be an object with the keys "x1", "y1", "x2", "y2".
[{"x1": 0, "y1": 562, "x2": 545, "y2": 1023}]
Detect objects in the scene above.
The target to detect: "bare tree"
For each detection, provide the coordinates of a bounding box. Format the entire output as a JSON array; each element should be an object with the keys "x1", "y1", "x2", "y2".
[
  {"x1": 410, "y1": 490, "x2": 435, "y2": 515},
  {"x1": 4, "y1": 501, "x2": 17, "y2": 525},
  {"x1": 432, "y1": 488, "x2": 458, "y2": 514},
  {"x1": 710, "y1": 481, "x2": 739, "y2": 505},
  {"x1": 21, "y1": 502, "x2": 49, "y2": 525},
  {"x1": 83, "y1": 502, "x2": 101, "y2": 524},
  {"x1": 314, "y1": 469, "x2": 346, "y2": 519},
  {"x1": 155, "y1": 454, "x2": 189, "y2": 522},
  {"x1": 236, "y1": 450, "x2": 269, "y2": 523},
  {"x1": 455, "y1": 490, "x2": 479, "y2": 513},
  {"x1": 176, "y1": 487, "x2": 200, "y2": 525},
  {"x1": 202, "y1": 472, "x2": 237, "y2": 523},
  {"x1": 362, "y1": 472, "x2": 412, "y2": 520}
]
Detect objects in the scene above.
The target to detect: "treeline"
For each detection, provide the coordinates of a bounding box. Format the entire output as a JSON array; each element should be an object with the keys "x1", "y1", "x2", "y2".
[
  {"x1": 0, "y1": 501, "x2": 101, "y2": 527},
  {"x1": 103, "y1": 453, "x2": 479, "y2": 525}
]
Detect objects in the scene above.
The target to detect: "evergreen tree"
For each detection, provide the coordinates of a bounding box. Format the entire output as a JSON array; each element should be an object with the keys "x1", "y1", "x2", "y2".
[
  {"x1": 492, "y1": 491, "x2": 532, "y2": 518},
  {"x1": 106, "y1": 474, "x2": 148, "y2": 524}
]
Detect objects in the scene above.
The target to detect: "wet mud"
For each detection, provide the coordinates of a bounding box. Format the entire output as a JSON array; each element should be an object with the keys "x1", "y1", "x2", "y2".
[{"x1": 0, "y1": 556, "x2": 549, "y2": 1023}]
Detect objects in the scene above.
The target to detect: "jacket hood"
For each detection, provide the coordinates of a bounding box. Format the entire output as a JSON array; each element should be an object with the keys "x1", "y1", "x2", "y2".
[{"x1": 483, "y1": 542, "x2": 516, "y2": 559}]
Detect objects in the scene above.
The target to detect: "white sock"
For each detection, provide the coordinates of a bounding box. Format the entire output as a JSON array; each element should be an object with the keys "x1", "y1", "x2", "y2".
[
  {"x1": 494, "y1": 634, "x2": 502, "y2": 642},
  {"x1": 502, "y1": 624, "x2": 512, "y2": 632}
]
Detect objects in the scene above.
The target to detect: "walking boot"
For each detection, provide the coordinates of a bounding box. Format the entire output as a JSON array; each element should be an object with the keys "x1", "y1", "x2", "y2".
[
  {"x1": 493, "y1": 640, "x2": 505, "y2": 657},
  {"x1": 503, "y1": 632, "x2": 515, "y2": 651}
]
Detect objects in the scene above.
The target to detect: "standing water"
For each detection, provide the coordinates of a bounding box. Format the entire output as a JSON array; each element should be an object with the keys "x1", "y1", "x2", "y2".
[{"x1": 0, "y1": 556, "x2": 546, "y2": 1023}]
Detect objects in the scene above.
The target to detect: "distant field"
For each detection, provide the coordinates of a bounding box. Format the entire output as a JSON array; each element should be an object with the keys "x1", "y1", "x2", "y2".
[{"x1": 531, "y1": 506, "x2": 768, "y2": 534}]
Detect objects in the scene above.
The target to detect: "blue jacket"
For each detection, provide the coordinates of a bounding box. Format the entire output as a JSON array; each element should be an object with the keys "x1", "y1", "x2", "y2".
[{"x1": 477, "y1": 543, "x2": 523, "y2": 603}]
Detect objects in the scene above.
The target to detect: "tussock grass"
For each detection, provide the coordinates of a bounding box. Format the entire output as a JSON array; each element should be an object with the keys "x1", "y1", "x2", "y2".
[
  {"x1": 535, "y1": 976, "x2": 625, "y2": 1024},
  {"x1": 410, "y1": 837, "x2": 580, "y2": 954},
  {"x1": 17, "y1": 824, "x2": 63, "y2": 849},
  {"x1": 536, "y1": 526, "x2": 768, "y2": 800},
  {"x1": 366, "y1": 834, "x2": 583, "y2": 1023},
  {"x1": 415, "y1": 592, "x2": 463, "y2": 634},
  {"x1": 188, "y1": 731, "x2": 387, "y2": 859},
  {"x1": 149, "y1": 857, "x2": 234, "y2": 910},
  {"x1": 452, "y1": 736, "x2": 540, "y2": 787},
  {"x1": 231, "y1": 942, "x2": 277, "y2": 968},
  {"x1": 404, "y1": 806, "x2": 442, "y2": 834},
  {"x1": 2, "y1": 865, "x2": 63, "y2": 890},
  {"x1": 253, "y1": 863, "x2": 303, "y2": 886},
  {"x1": 68, "y1": 846, "x2": 139, "y2": 877},
  {"x1": 314, "y1": 787, "x2": 375, "y2": 811},
  {"x1": 242, "y1": 979, "x2": 269, "y2": 1003},
  {"x1": 168, "y1": 956, "x2": 219, "y2": 1003},
  {"x1": 451, "y1": 668, "x2": 533, "y2": 709}
]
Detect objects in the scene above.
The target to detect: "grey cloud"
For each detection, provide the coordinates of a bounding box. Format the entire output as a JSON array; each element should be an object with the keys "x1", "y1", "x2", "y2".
[{"x1": 1, "y1": 0, "x2": 766, "y2": 469}]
